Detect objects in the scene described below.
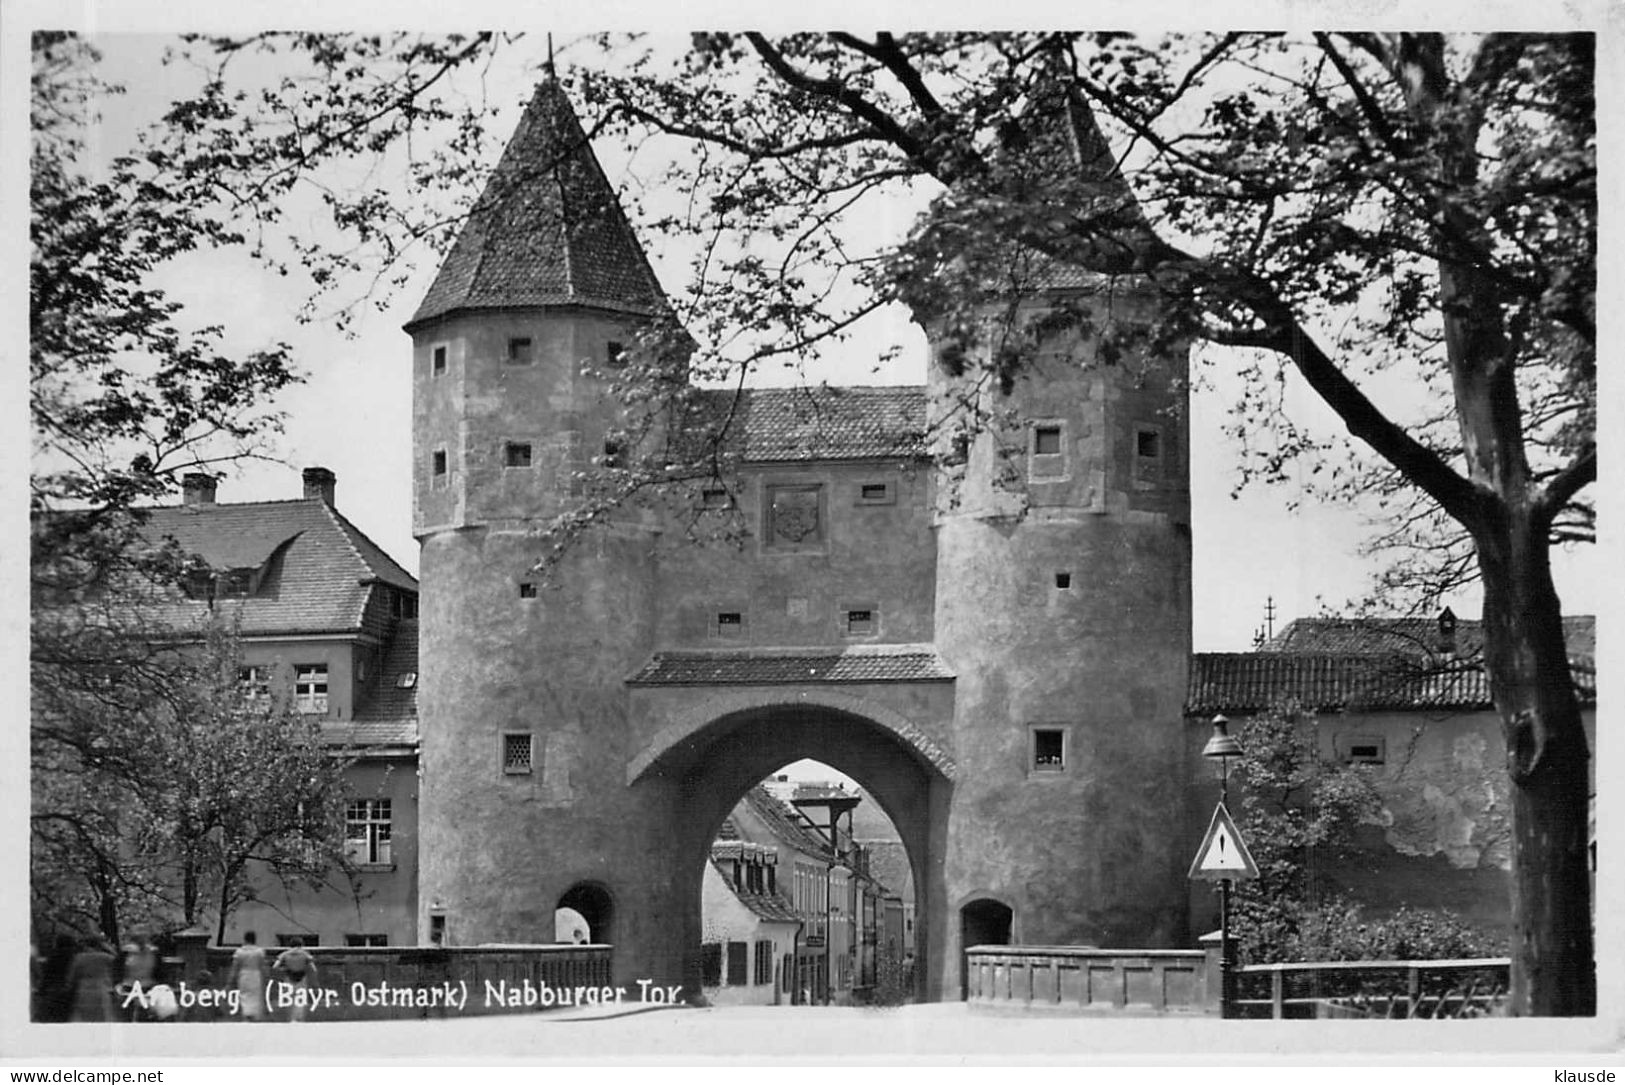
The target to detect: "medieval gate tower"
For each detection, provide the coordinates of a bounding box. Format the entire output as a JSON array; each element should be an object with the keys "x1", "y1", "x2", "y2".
[{"x1": 406, "y1": 77, "x2": 1192, "y2": 1001}]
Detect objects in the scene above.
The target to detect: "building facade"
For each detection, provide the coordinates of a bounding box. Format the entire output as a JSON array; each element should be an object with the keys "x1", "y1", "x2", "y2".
[
  {"x1": 405, "y1": 76, "x2": 1192, "y2": 1001},
  {"x1": 1183, "y1": 613, "x2": 1597, "y2": 936},
  {"x1": 141, "y1": 469, "x2": 422, "y2": 947}
]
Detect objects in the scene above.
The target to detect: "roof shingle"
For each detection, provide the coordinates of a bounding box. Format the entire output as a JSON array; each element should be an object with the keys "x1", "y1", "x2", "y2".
[
  {"x1": 1266, "y1": 615, "x2": 1596, "y2": 658},
  {"x1": 408, "y1": 80, "x2": 669, "y2": 328},
  {"x1": 140, "y1": 498, "x2": 417, "y2": 637},
  {"x1": 679, "y1": 386, "x2": 928, "y2": 463},
  {"x1": 1187, "y1": 651, "x2": 1596, "y2": 716},
  {"x1": 627, "y1": 644, "x2": 953, "y2": 686}
]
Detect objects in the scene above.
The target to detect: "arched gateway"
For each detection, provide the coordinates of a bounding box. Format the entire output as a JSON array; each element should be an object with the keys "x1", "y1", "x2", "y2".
[
  {"x1": 628, "y1": 690, "x2": 953, "y2": 999},
  {"x1": 408, "y1": 76, "x2": 1194, "y2": 1004}
]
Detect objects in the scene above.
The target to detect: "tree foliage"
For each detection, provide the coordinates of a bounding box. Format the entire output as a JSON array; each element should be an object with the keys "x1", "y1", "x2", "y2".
[
  {"x1": 1225, "y1": 706, "x2": 1500, "y2": 965},
  {"x1": 31, "y1": 32, "x2": 302, "y2": 520},
  {"x1": 31, "y1": 559, "x2": 355, "y2": 945}
]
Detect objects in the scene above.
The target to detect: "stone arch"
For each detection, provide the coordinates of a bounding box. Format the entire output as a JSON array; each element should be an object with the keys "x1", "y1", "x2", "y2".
[
  {"x1": 626, "y1": 687, "x2": 956, "y2": 785},
  {"x1": 627, "y1": 694, "x2": 953, "y2": 1003},
  {"x1": 557, "y1": 881, "x2": 614, "y2": 945}
]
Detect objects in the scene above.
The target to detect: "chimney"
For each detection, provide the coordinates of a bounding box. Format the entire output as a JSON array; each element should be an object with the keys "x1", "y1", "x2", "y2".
[
  {"x1": 303, "y1": 466, "x2": 336, "y2": 506},
  {"x1": 181, "y1": 472, "x2": 217, "y2": 507},
  {"x1": 1438, "y1": 606, "x2": 1458, "y2": 656}
]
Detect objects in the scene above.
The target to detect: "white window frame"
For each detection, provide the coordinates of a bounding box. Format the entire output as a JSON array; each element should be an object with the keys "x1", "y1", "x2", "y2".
[
  {"x1": 294, "y1": 664, "x2": 329, "y2": 714},
  {"x1": 345, "y1": 798, "x2": 392, "y2": 866}
]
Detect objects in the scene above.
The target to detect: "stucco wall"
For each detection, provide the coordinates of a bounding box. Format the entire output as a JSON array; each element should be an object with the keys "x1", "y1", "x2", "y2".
[
  {"x1": 231, "y1": 755, "x2": 418, "y2": 947},
  {"x1": 1181, "y1": 706, "x2": 1597, "y2": 937}
]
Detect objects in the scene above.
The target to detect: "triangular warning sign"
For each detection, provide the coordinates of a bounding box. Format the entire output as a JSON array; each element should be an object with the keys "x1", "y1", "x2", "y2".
[{"x1": 1187, "y1": 802, "x2": 1260, "y2": 881}]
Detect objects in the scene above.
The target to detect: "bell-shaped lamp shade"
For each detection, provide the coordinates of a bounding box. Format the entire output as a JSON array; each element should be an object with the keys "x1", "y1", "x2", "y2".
[{"x1": 1202, "y1": 714, "x2": 1244, "y2": 761}]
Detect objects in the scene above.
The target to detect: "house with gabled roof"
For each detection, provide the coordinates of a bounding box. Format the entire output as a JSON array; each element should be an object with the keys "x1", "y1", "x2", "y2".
[
  {"x1": 1184, "y1": 610, "x2": 1597, "y2": 934},
  {"x1": 141, "y1": 467, "x2": 421, "y2": 948}
]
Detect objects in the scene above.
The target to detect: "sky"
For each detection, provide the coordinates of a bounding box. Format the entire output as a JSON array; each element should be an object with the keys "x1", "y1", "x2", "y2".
[{"x1": 44, "y1": 29, "x2": 1607, "y2": 654}]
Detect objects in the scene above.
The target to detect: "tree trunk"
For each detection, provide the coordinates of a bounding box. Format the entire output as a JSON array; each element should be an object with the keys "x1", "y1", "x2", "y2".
[{"x1": 1476, "y1": 511, "x2": 1593, "y2": 1016}]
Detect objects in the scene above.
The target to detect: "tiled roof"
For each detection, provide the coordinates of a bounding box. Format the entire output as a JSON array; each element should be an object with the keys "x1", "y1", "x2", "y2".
[
  {"x1": 1266, "y1": 615, "x2": 1596, "y2": 658},
  {"x1": 140, "y1": 497, "x2": 417, "y2": 637},
  {"x1": 320, "y1": 721, "x2": 418, "y2": 750},
  {"x1": 350, "y1": 620, "x2": 419, "y2": 743},
  {"x1": 742, "y1": 786, "x2": 834, "y2": 861},
  {"x1": 708, "y1": 860, "x2": 800, "y2": 924},
  {"x1": 627, "y1": 644, "x2": 953, "y2": 686},
  {"x1": 408, "y1": 80, "x2": 668, "y2": 328},
  {"x1": 863, "y1": 840, "x2": 913, "y2": 902},
  {"x1": 1187, "y1": 651, "x2": 1597, "y2": 716},
  {"x1": 680, "y1": 386, "x2": 927, "y2": 463}
]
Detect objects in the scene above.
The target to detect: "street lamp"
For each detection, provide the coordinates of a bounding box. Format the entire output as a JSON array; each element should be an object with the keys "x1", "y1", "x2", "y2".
[{"x1": 1202, "y1": 714, "x2": 1244, "y2": 1019}]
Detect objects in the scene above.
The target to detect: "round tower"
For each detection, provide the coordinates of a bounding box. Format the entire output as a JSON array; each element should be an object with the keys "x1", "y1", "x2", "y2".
[
  {"x1": 405, "y1": 80, "x2": 673, "y2": 954},
  {"x1": 921, "y1": 82, "x2": 1193, "y2": 996}
]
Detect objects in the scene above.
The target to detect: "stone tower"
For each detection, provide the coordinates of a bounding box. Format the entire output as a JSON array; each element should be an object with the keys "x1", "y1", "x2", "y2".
[
  {"x1": 406, "y1": 73, "x2": 1192, "y2": 1001},
  {"x1": 404, "y1": 78, "x2": 674, "y2": 956},
  {"x1": 922, "y1": 82, "x2": 1194, "y2": 955}
]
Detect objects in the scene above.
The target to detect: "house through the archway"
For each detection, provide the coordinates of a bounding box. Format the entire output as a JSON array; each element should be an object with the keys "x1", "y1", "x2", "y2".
[
  {"x1": 627, "y1": 693, "x2": 951, "y2": 1002},
  {"x1": 697, "y1": 758, "x2": 920, "y2": 1006}
]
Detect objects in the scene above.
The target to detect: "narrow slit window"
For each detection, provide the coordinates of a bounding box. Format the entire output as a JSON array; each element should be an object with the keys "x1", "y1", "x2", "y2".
[
  {"x1": 432, "y1": 450, "x2": 447, "y2": 477},
  {"x1": 506, "y1": 337, "x2": 534, "y2": 365},
  {"x1": 606, "y1": 340, "x2": 626, "y2": 368},
  {"x1": 603, "y1": 438, "x2": 625, "y2": 469},
  {"x1": 504, "y1": 441, "x2": 533, "y2": 468},
  {"x1": 432, "y1": 345, "x2": 447, "y2": 375}
]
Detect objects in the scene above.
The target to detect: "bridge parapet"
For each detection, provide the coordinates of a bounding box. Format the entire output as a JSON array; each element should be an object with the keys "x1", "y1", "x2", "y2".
[{"x1": 964, "y1": 945, "x2": 1214, "y2": 1015}]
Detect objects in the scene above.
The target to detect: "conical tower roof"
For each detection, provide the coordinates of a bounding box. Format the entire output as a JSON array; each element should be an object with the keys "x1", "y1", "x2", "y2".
[
  {"x1": 998, "y1": 74, "x2": 1159, "y2": 287},
  {"x1": 406, "y1": 78, "x2": 669, "y2": 330}
]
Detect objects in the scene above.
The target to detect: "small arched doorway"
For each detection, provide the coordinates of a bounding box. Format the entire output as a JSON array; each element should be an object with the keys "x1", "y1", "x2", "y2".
[
  {"x1": 558, "y1": 882, "x2": 614, "y2": 945},
  {"x1": 959, "y1": 898, "x2": 1013, "y2": 1000}
]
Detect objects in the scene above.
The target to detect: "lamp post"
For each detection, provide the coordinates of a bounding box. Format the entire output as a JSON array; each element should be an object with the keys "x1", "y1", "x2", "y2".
[{"x1": 1201, "y1": 714, "x2": 1244, "y2": 1019}]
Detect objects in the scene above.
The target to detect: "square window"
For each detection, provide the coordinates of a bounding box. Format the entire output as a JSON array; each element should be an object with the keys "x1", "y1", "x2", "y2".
[
  {"x1": 432, "y1": 345, "x2": 447, "y2": 375},
  {"x1": 1137, "y1": 429, "x2": 1161, "y2": 459},
  {"x1": 846, "y1": 609, "x2": 876, "y2": 637},
  {"x1": 294, "y1": 664, "x2": 329, "y2": 714},
  {"x1": 503, "y1": 732, "x2": 533, "y2": 775},
  {"x1": 519, "y1": 582, "x2": 538, "y2": 599},
  {"x1": 432, "y1": 449, "x2": 447, "y2": 477},
  {"x1": 716, "y1": 611, "x2": 744, "y2": 638},
  {"x1": 504, "y1": 441, "x2": 533, "y2": 468},
  {"x1": 1339, "y1": 735, "x2": 1386, "y2": 765},
  {"x1": 701, "y1": 487, "x2": 730, "y2": 509},
  {"x1": 765, "y1": 484, "x2": 824, "y2": 549},
  {"x1": 239, "y1": 665, "x2": 271, "y2": 701},
  {"x1": 506, "y1": 337, "x2": 534, "y2": 365},
  {"x1": 1054, "y1": 572, "x2": 1072, "y2": 590},
  {"x1": 1034, "y1": 426, "x2": 1063, "y2": 456},
  {"x1": 857, "y1": 481, "x2": 895, "y2": 505},
  {"x1": 606, "y1": 340, "x2": 626, "y2": 368},
  {"x1": 1032, "y1": 728, "x2": 1066, "y2": 772}
]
